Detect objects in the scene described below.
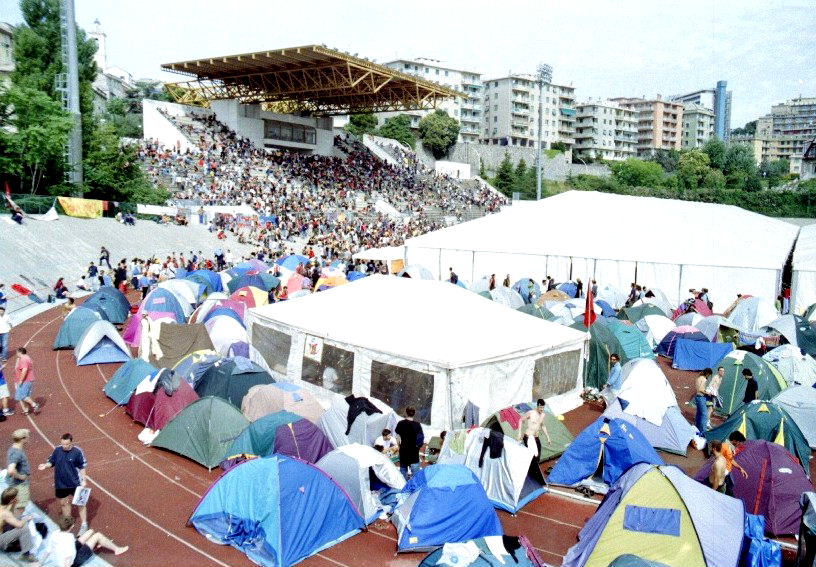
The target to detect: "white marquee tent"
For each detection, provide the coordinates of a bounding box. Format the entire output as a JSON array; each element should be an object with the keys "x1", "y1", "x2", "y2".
[
  {"x1": 792, "y1": 223, "x2": 816, "y2": 314},
  {"x1": 403, "y1": 191, "x2": 799, "y2": 311},
  {"x1": 246, "y1": 275, "x2": 588, "y2": 429}
]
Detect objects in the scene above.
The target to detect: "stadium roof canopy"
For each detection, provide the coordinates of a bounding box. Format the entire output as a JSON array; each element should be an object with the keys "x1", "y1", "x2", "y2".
[{"x1": 162, "y1": 44, "x2": 463, "y2": 116}]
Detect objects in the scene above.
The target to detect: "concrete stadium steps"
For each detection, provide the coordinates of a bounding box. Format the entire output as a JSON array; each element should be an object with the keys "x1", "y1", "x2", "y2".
[{"x1": 0, "y1": 215, "x2": 253, "y2": 314}]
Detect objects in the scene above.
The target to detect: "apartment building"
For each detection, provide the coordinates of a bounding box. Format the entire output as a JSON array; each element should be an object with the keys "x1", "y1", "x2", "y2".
[
  {"x1": 610, "y1": 96, "x2": 683, "y2": 156},
  {"x1": 681, "y1": 103, "x2": 715, "y2": 149},
  {"x1": 671, "y1": 80, "x2": 731, "y2": 140},
  {"x1": 0, "y1": 22, "x2": 14, "y2": 89},
  {"x1": 733, "y1": 97, "x2": 816, "y2": 165},
  {"x1": 573, "y1": 100, "x2": 637, "y2": 161},
  {"x1": 382, "y1": 58, "x2": 482, "y2": 143},
  {"x1": 480, "y1": 74, "x2": 576, "y2": 150}
]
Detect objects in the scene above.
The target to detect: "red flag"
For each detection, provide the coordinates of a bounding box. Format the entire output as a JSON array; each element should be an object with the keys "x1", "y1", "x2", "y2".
[{"x1": 584, "y1": 287, "x2": 598, "y2": 327}]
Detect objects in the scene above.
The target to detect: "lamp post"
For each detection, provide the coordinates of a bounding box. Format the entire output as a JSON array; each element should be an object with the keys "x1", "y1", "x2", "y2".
[{"x1": 536, "y1": 63, "x2": 553, "y2": 201}]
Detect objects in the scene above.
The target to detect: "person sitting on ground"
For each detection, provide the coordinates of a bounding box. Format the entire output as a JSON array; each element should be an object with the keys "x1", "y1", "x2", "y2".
[
  {"x1": 62, "y1": 297, "x2": 76, "y2": 318},
  {"x1": 54, "y1": 278, "x2": 68, "y2": 300},
  {"x1": 374, "y1": 429, "x2": 399, "y2": 460},
  {"x1": 0, "y1": 487, "x2": 37, "y2": 562},
  {"x1": 38, "y1": 515, "x2": 128, "y2": 567}
]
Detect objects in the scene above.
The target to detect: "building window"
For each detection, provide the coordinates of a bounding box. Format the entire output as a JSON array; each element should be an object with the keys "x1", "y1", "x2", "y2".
[
  {"x1": 435, "y1": 69, "x2": 439, "y2": 75},
  {"x1": 263, "y1": 119, "x2": 316, "y2": 144},
  {"x1": 370, "y1": 361, "x2": 434, "y2": 424},
  {"x1": 302, "y1": 343, "x2": 354, "y2": 395},
  {"x1": 494, "y1": 116, "x2": 497, "y2": 122},
  {"x1": 251, "y1": 324, "x2": 291, "y2": 376},
  {"x1": 444, "y1": 70, "x2": 449, "y2": 76}
]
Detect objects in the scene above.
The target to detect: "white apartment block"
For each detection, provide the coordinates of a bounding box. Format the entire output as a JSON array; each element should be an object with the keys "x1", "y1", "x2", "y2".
[
  {"x1": 574, "y1": 100, "x2": 637, "y2": 161},
  {"x1": 381, "y1": 58, "x2": 482, "y2": 143},
  {"x1": 732, "y1": 98, "x2": 816, "y2": 166},
  {"x1": 480, "y1": 74, "x2": 576, "y2": 150},
  {"x1": 681, "y1": 103, "x2": 715, "y2": 149}
]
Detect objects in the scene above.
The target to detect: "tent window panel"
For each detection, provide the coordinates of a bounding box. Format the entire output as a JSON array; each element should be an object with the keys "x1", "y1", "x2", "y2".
[
  {"x1": 533, "y1": 350, "x2": 581, "y2": 399},
  {"x1": 302, "y1": 344, "x2": 354, "y2": 395},
  {"x1": 370, "y1": 362, "x2": 433, "y2": 423},
  {"x1": 251, "y1": 324, "x2": 291, "y2": 375},
  {"x1": 623, "y1": 505, "x2": 681, "y2": 536}
]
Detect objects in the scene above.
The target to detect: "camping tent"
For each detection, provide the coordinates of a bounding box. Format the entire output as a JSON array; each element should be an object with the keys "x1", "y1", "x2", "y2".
[
  {"x1": 635, "y1": 314, "x2": 675, "y2": 348},
  {"x1": 151, "y1": 396, "x2": 249, "y2": 469},
  {"x1": 144, "y1": 378, "x2": 199, "y2": 431},
  {"x1": 656, "y1": 327, "x2": 709, "y2": 358},
  {"x1": 619, "y1": 304, "x2": 665, "y2": 323},
  {"x1": 91, "y1": 286, "x2": 130, "y2": 313},
  {"x1": 189, "y1": 455, "x2": 365, "y2": 566},
  {"x1": 728, "y1": 297, "x2": 779, "y2": 333},
  {"x1": 241, "y1": 383, "x2": 324, "y2": 423},
  {"x1": 227, "y1": 410, "x2": 333, "y2": 464},
  {"x1": 73, "y1": 320, "x2": 132, "y2": 366},
  {"x1": 140, "y1": 287, "x2": 190, "y2": 323},
  {"x1": 201, "y1": 307, "x2": 245, "y2": 328},
  {"x1": 402, "y1": 191, "x2": 799, "y2": 310},
  {"x1": 586, "y1": 318, "x2": 655, "y2": 391},
  {"x1": 489, "y1": 286, "x2": 525, "y2": 309},
  {"x1": 104, "y1": 358, "x2": 158, "y2": 405},
  {"x1": 772, "y1": 385, "x2": 816, "y2": 449},
  {"x1": 694, "y1": 440, "x2": 812, "y2": 535},
  {"x1": 391, "y1": 464, "x2": 503, "y2": 552},
  {"x1": 765, "y1": 315, "x2": 816, "y2": 357},
  {"x1": 143, "y1": 322, "x2": 215, "y2": 369},
  {"x1": 318, "y1": 395, "x2": 398, "y2": 448},
  {"x1": 230, "y1": 286, "x2": 268, "y2": 309},
  {"x1": 123, "y1": 310, "x2": 177, "y2": 347},
  {"x1": 548, "y1": 417, "x2": 664, "y2": 493},
  {"x1": 195, "y1": 356, "x2": 274, "y2": 408},
  {"x1": 185, "y1": 269, "x2": 223, "y2": 293},
  {"x1": 605, "y1": 359, "x2": 677, "y2": 426},
  {"x1": 516, "y1": 304, "x2": 558, "y2": 322},
  {"x1": 672, "y1": 339, "x2": 734, "y2": 371},
  {"x1": 172, "y1": 350, "x2": 222, "y2": 386},
  {"x1": 715, "y1": 351, "x2": 788, "y2": 416},
  {"x1": 763, "y1": 344, "x2": 816, "y2": 386},
  {"x1": 53, "y1": 307, "x2": 101, "y2": 349},
  {"x1": 603, "y1": 400, "x2": 695, "y2": 456},
  {"x1": 82, "y1": 290, "x2": 130, "y2": 324},
  {"x1": 157, "y1": 279, "x2": 202, "y2": 306},
  {"x1": 512, "y1": 278, "x2": 540, "y2": 304},
  {"x1": 190, "y1": 298, "x2": 246, "y2": 324},
  {"x1": 204, "y1": 315, "x2": 247, "y2": 356},
  {"x1": 564, "y1": 463, "x2": 745, "y2": 567},
  {"x1": 482, "y1": 402, "x2": 573, "y2": 461},
  {"x1": 419, "y1": 537, "x2": 537, "y2": 567},
  {"x1": 694, "y1": 315, "x2": 741, "y2": 343},
  {"x1": 316, "y1": 444, "x2": 406, "y2": 523},
  {"x1": 597, "y1": 285, "x2": 628, "y2": 310},
  {"x1": 792, "y1": 223, "x2": 816, "y2": 314},
  {"x1": 247, "y1": 276, "x2": 588, "y2": 427},
  {"x1": 705, "y1": 400, "x2": 811, "y2": 475},
  {"x1": 437, "y1": 427, "x2": 547, "y2": 513}
]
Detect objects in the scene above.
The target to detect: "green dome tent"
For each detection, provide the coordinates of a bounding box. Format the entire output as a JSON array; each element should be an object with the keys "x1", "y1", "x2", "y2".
[
  {"x1": 705, "y1": 400, "x2": 810, "y2": 476},
  {"x1": 482, "y1": 402, "x2": 573, "y2": 461},
  {"x1": 586, "y1": 318, "x2": 654, "y2": 390},
  {"x1": 151, "y1": 396, "x2": 249, "y2": 469},
  {"x1": 53, "y1": 307, "x2": 101, "y2": 350},
  {"x1": 195, "y1": 356, "x2": 274, "y2": 408},
  {"x1": 515, "y1": 304, "x2": 558, "y2": 321},
  {"x1": 715, "y1": 351, "x2": 787, "y2": 416},
  {"x1": 618, "y1": 304, "x2": 665, "y2": 323}
]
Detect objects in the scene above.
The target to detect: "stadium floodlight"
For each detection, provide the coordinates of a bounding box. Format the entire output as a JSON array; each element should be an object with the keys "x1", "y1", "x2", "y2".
[{"x1": 535, "y1": 63, "x2": 552, "y2": 201}]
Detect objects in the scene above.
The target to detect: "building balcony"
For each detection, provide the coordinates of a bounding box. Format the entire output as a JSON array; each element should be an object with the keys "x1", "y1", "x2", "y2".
[
  {"x1": 558, "y1": 136, "x2": 576, "y2": 145},
  {"x1": 512, "y1": 119, "x2": 530, "y2": 128},
  {"x1": 615, "y1": 135, "x2": 635, "y2": 143}
]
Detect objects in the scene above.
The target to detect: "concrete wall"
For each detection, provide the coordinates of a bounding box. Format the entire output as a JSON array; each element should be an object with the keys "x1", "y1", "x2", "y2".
[
  {"x1": 142, "y1": 99, "x2": 209, "y2": 152},
  {"x1": 435, "y1": 161, "x2": 471, "y2": 179}
]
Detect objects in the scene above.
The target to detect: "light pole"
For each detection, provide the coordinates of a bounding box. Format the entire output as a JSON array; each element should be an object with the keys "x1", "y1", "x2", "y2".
[{"x1": 536, "y1": 63, "x2": 553, "y2": 201}]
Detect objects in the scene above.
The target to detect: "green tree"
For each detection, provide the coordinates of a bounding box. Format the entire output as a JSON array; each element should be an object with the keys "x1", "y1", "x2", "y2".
[
  {"x1": 759, "y1": 159, "x2": 791, "y2": 188},
  {"x1": 0, "y1": 85, "x2": 73, "y2": 193},
  {"x1": 550, "y1": 141, "x2": 568, "y2": 152},
  {"x1": 104, "y1": 97, "x2": 142, "y2": 138},
  {"x1": 493, "y1": 152, "x2": 515, "y2": 195},
  {"x1": 514, "y1": 158, "x2": 528, "y2": 182},
  {"x1": 478, "y1": 157, "x2": 487, "y2": 179},
  {"x1": 703, "y1": 138, "x2": 727, "y2": 171},
  {"x1": 418, "y1": 109, "x2": 459, "y2": 159},
  {"x1": 677, "y1": 149, "x2": 711, "y2": 190},
  {"x1": 610, "y1": 158, "x2": 664, "y2": 188},
  {"x1": 345, "y1": 113, "x2": 378, "y2": 136},
  {"x1": 378, "y1": 115, "x2": 415, "y2": 148},
  {"x1": 723, "y1": 143, "x2": 760, "y2": 190},
  {"x1": 731, "y1": 120, "x2": 757, "y2": 136},
  {"x1": 648, "y1": 149, "x2": 680, "y2": 173}
]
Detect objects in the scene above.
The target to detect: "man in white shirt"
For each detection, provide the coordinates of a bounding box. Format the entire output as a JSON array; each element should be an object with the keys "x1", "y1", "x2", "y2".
[
  {"x1": 0, "y1": 306, "x2": 12, "y2": 362},
  {"x1": 373, "y1": 429, "x2": 399, "y2": 459}
]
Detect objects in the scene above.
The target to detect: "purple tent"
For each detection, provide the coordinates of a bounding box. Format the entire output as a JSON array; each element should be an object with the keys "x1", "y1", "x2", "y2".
[
  {"x1": 226, "y1": 410, "x2": 333, "y2": 464},
  {"x1": 694, "y1": 440, "x2": 812, "y2": 535}
]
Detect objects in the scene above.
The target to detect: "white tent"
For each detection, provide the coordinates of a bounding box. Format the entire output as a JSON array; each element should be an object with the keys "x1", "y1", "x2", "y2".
[
  {"x1": 316, "y1": 444, "x2": 405, "y2": 523},
  {"x1": 437, "y1": 427, "x2": 546, "y2": 513},
  {"x1": 772, "y1": 385, "x2": 816, "y2": 449},
  {"x1": 74, "y1": 320, "x2": 132, "y2": 366},
  {"x1": 158, "y1": 279, "x2": 202, "y2": 306},
  {"x1": 635, "y1": 314, "x2": 675, "y2": 347},
  {"x1": 727, "y1": 296, "x2": 779, "y2": 333},
  {"x1": 603, "y1": 358, "x2": 677, "y2": 426},
  {"x1": 763, "y1": 344, "x2": 816, "y2": 387},
  {"x1": 318, "y1": 396, "x2": 398, "y2": 448},
  {"x1": 247, "y1": 276, "x2": 588, "y2": 428},
  {"x1": 403, "y1": 191, "x2": 799, "y2": 310},
  {"x1": 792, "y1": 223, "x2": 816, "y2": 314},
  {"x1": 352, "y1": 245, "x2": 405, "y2": 263}
]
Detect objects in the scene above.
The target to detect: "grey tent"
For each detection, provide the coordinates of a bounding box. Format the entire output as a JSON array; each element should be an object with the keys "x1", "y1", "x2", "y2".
[
  {"x1": 53, "y1": 307, "x2": 101, "y2": 350},
  {"x1": 773, "y1": 385, "x2": 816, "y2": 449},
  {"x1": 603, "y1": 399, "x2": 696, "y2": 456}
]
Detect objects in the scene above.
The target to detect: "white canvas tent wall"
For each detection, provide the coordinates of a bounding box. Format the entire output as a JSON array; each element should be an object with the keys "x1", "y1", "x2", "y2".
[
  {"x1": 319, "y1": 396, "x2": 398, "y2": 448},
  {"x1": 316, "y1": 444, "x2": 405, "y2": 523},
  {"x1": 246, "y1": 276, "x2": 588, "y2": 429},
  {"x1": 793, "y1": 224, "x2": 816, "y2": 314},
  {"x1": 403, "y1": 191, "x2": 799, "y2": 311}
]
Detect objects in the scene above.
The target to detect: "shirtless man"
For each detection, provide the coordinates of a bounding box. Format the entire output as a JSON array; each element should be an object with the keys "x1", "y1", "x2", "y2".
[
  {"x1": 519, "y1": 399, "x2": 551, "y2": 459},
  {"x1": 708, "y1": 440, "x2": 728, "y2": 493}
]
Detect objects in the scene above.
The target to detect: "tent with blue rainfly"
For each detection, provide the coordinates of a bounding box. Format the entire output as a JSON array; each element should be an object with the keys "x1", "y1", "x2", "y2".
[
  {"x1": 227, "y1": 410, "x2": 333, "y2": 464},
  {"x1": 92, "y1": 285, "x2": 131, "y2": 313},
  {"x1": 140, "y1": 287, "x2": 190, "y2": 323},
  {"x1": 189, "y1": 454, "x2": 365, "y2": 567},
  {"x1": 557, "y1": 281, "x2": 578, "y2": 298},
  {"x1": 511, "y1": 278, "x2": 540, "y2": 304},
  {"x1": 276, "y1": 254, "x2": 310, "y2": 272},
  {"x1": 671, "y1": 338, "x2": 734, "y2": 371},
  {"x1": 82, "y1": 290, "x2": 130, "y2": 324},
  {"x1": 53, "y1": 307, "x2": 101, "y2": 349},
  {"x1": 73, "y1": 320, "x2": 132, "y2": 366},
  {"x1": 158, "y1": 278, "x2": 203, "y2": 306},
  {"x1": 172, "y1": 349, "x2": 222, "y2": 386},
  {"x1": 391, "y1": 464, "x2": 503, "y2": 552},
  {"x1": 656, "y1": 327, "x2": 709, "y2": 358},
  {"x1": 202, "y1": 307, "x2": 245, "y2": 328},
  {"x1": 564, "y1": 463, "x2": 745, "y2": 567},
  {"x1": 603, "y1": 400, "x2": 695, "y2": 456},
  {"x1": 419, "y1": 536, "x2": 538, "y2": 567},
  {"x1": 104, "y1": 358, "x2": 158, "y2": 405},
  {"x1": 186, "y1": 269, "x2": 223, "y2": 293},
  {"x1": 548, "y1": 417, "x2": 664, "y2": 493}
]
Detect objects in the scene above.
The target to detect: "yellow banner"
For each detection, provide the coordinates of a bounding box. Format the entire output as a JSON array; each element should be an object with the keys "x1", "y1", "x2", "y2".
[{"x1": 57, "y1": 196, "x2": 103, "y2": 218}]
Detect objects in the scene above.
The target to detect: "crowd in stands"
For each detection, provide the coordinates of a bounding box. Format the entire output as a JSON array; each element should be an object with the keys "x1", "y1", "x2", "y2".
[{"x1": 137, "y1": 109, "x2": 506, "y2": 264}]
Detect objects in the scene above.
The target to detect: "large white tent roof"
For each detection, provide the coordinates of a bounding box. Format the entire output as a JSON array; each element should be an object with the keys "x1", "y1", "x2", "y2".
[
  {"x1": 404, "y1": 191, "x2": 799, "y2": 270},
  {"x1": 248, "y1": 275, "x2": 586, "y2": 368},
  {"x1": 793, "y1": 224, "x2": 816, "y2": 271}
]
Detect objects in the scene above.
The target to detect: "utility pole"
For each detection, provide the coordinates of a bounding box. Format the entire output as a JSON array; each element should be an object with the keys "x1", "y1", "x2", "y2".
[
  {"x1": 536, "y1": 63, "x2": 552, "y2": 201},
  {"x1": 57, "y1": 0, "x2": 83, "y2": 189}
]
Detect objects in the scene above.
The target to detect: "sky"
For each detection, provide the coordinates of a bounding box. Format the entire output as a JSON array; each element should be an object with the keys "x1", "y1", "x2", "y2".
[{"x1": 2, "y1": 0, "x2": 814, "y2": 127}]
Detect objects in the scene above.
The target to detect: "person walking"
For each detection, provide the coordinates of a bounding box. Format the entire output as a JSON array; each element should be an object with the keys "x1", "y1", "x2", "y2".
[
  {"x1": 6, "y1": 429, "x2": 31, "y2": 513},
  {"x1": 0, "y1": 306, "x2": 11, "y2": 362},
  {"x1": 99, "y1": 247, "x2": 111, "y2": 269},
  {"x1": 705, "y1": 366, "x2": 724, "y2": 430},
  {"x1": 0, "y1": 364, "x2": 13, "y2": 416},
  {"x1": 13, "y1": 347, "x2": 39, "y2": 415},
  {"x1": 38, "y1": 433, "x2": 89, "y2": 535},
  {"x1": 742, "y1": 369, "x2": 758, "y2": 404},
  {"x1": 695, "y1": 369, "x2": 712, "y2": 434},
  {"x1": 395, "y1": 406, "x2": 424, "y2": 480}
]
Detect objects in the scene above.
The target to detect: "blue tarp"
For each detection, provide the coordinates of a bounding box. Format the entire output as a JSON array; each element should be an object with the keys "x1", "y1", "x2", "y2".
[
  {"x1": 395, "y1": 465, "x2": 503, "y2": 552},
  {"x1": 190, "y1": 455, "x2": 364, "y2": 567},
  {"x1": 672, "y1": 339, "x2": 734, "y2": 370},
  {"x1": 548, "y1": 417, "x2": 663, "y2": 487},
  {"x1": 104, "y1": 359, "x2": 158, "y2": 405},
  {"x1": 623, "y1": 505, "x2": 680, "y2": 536},
  {"x1": 557, "y1": 282, "x2": 578, "y2": 298},
  {"x1": 186, "y1": 270, "x2": 222, "y2": 293},
  {"x1": 656, "y1": 330, "x2": 709, "y2": 358}
]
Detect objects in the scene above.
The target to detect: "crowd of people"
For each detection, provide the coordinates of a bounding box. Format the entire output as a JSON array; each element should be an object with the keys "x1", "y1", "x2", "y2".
[{"x1": 137, "y1": 110, "x2": 506, "y2": 263}]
